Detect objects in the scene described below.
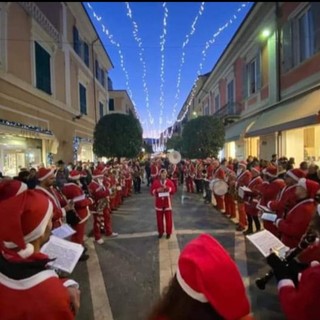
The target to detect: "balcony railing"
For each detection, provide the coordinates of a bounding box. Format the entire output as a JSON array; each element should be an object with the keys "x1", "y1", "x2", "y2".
[{"x1": 213, "y1": 102, "x2": 243, "y2": 125}]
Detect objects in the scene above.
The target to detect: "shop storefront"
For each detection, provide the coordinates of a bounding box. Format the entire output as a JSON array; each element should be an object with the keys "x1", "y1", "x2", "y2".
[
  {"x1": 0, "y1": 120, "x2": 57, "y2": 177},
  {"x1": 73, "y1": 136, "x2": 94, "y2": 163}
]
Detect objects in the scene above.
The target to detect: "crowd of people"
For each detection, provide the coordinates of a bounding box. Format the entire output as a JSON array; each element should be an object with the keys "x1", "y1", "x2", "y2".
[{"x1": 1, "y1": 153, "x2": 320, "y2": 319}]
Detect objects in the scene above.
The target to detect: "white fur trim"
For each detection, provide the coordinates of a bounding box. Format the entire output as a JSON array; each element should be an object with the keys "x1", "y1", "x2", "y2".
[
  {"x1": 63, "y1": 279, "x2": 79, "y2": 289},
  {"x1": 278, "y1": 279, "x2": 294, "y2": 290},
  {"x1": 0, "y1": 270, "x2": 58, "y2": 290},
  {"x1": 38, "y1": 168, "x2": 55, "y2": 181},
  {"x1": 16, "y1": 182, "x2": 28, "y2": 196},
  {"x1": 286, "y1": 170, "x2": 299, "y2": 181},
  {"x1": 267, "y1": 201, "x2": 272, "y2": 209},
  {"x1": 17, "y1": 243, "x2": 34, "y2": 258},
  {"x1": 266, "y1": 171, "x2": 277, "y2": 178},
  {"x1": 275, "y1": 219, "x2": 282, "y2": 227},
  {"x1": 4, "y1": 201, "x2": 53, "y2": 253},
  {"x1": 176, "y1": 267, "x2": 208, "y2": 303},
  {"x1": 297, "y1": 178, "x2": 307, "y2": 190},
  {"x1": 311, "y1": 261, "x2": 320, "y2": 267},
  {"x1": 317, "y1": 204, "x2": 320, "y2": 216},
  {"x1": 69, "y1": 174, "x2": 80, "y2": 180}
]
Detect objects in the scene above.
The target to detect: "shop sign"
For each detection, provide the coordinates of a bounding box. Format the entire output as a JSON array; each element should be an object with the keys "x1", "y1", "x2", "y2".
[{"x1": 20, "y1": 130, "x2": 40, "y2": 138}]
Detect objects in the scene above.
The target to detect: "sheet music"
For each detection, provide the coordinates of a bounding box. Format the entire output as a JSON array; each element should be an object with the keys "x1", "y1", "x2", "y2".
[
  {"x1": 40, "y1": 236, "x2": 84, "y2": 273},
  {"x1": 261, "y1": 212, "x2": 277, "y2": 222},
  {"x1": 257, "y1": 204, "x2": 273, "y2": 213},
  {"x1": 51, "y1": 224, "x2": 76, "y2": 239},
  {"x1": 246, "y1": 230, "x2": 289, "y2": 258},
  {"x1": 159, "y1": 192, "x2": 169, "y2": 197}
]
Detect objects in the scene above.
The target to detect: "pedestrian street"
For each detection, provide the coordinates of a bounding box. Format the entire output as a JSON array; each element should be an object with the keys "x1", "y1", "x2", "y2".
[{"x1": 73, "y1": 183, "x2": 286, "y2": 320}]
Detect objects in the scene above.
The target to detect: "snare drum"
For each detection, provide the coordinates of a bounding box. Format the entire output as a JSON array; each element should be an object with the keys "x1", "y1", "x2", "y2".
[{"x1": 210, "y1": 179, "x2": 228, "y2": 196}]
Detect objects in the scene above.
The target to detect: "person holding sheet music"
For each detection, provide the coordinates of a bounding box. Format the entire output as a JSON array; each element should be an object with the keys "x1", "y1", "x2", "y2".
[
  {"x1": 267, "y1": 168, "x2": 306, "y2": 220},
  {"x1": 266, "y1": 197, "x2": 320, "y2": 320},
  {"x1": 35, "y1": 167, "x2": 74, "y2": 230},
  {"x1": 274, "y1": 178, "x2": 319, "y2": 249},
  {"x1": 259, "y1": 166, "x2": 285, "y2": 238},
  {"x1": 243, "y1": 166, "x2": 263, "y2": 235},
  {"x1": 151, "y1": 169, "x2": 176, "y2": 239},
  {"x1": 0, "y1": 181, "x2": 80, "y2": 319}
]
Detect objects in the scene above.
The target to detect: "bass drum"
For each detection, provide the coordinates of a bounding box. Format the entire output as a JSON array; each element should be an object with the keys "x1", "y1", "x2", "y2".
[{"x1": 209, "y1": 179, "x2": 228, "y2": 196}]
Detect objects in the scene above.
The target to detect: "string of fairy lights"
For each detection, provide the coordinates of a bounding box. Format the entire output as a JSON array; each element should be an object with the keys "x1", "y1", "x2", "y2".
[
  {"x1": 165, "y1": 2, "x2": 250, "y2": 142},
  {"x1": 85, "y1": 2, "x2": 251, "y2": 151}
]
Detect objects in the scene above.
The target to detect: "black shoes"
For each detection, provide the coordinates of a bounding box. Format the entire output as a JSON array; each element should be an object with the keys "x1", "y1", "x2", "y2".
[
  {"x1": 166, "y1": 234, "x2": 171, "y2": 239},
  {"x1": 79, "y1": 253, "x2": 89, "y2": 261},
  {"x1": 158, "y1": 234, "x2": 163, "y2": 239}
]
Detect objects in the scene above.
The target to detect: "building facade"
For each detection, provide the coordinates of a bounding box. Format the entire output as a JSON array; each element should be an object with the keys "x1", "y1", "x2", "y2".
[
  {"x1": 0, "y1": 2, "x2": 113, "y2": 176},
  {"x1": 175, "y1": 2, "x2": 320, "y2": 166}
]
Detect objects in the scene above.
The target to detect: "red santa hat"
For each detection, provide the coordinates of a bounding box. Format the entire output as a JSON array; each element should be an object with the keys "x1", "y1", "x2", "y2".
[
  {"x1": 0, "y1": 180, "x2": 28, "y2": 202},
  {"x1": 37, "y1": 167, "x2": 55, "y2": 181},
  {"x1": 0, "y1": 190, "x2": 53, "y2": 259},
  {"x1": 69, "y1": 170, "x2": 81, "y2": 180},
  {"x1": 238, "y1": 160, "x2": 247, "y2": 169},
  {"x1": 92, "y1": 169, "x2": 103, "y2": 179},
  {"x1": 286, "y1": 168, "x2": 306, "y2": 182},
  {"x1": 297, "y1": 178, "x2": 320, "y2": 198},
  {"x1": 265, "y1": 166, "x2": 278, "y2": 178},
  {"x1": 176, "y1": 234, "x2": 251, "y2": 320},
  {"x1": 251, "y1": 166, "x2": 261, "y2": 175}
]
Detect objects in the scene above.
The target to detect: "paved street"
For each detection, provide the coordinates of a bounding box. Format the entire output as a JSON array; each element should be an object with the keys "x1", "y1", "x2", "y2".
[{"x1": 72, "y1": 182, "x2": 285, "y2": 320}]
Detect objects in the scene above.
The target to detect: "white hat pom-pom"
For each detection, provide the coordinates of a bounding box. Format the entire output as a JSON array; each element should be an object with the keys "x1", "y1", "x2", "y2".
[{"x1": 17, "y1": 243, "x2": 34, "y2": 259}]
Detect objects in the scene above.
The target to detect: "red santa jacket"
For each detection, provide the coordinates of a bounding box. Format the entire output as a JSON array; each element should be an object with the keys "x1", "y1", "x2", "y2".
[
  {"x1": 151, "y1": 163, "x2": 160, "y2": 180},
  {"x1": 244, "y1": 176, "x2": 263, "y2": 216},
  {"x1": 0, "y1": 253, "x2": 74, "y2": 320},
  {"x1": 236, "y1": 170, "x2": 252, "y2": 188},
  {"x1": 35, "y1": 186, "x2": 66, "y2": 229},
  {"x1": 61, "y1": 183, "x2": 92, "y2": 223},
  {"x1": 276, "y1": 199, "x2": 316, "y2": 248},
  {"x1": 214, "y1": 166, "x2": 226, "y2": 181},
  {"x1": 260, "y1": 178, "x2": 285, "y2": 237},
  {"x1": 277, "y1": 264, "x2": 320, "y2": 320},
  {"x1": 151, "y1": 178, "x2": 176, "y2": 211},
  {"x1": 267, "y1": 184, "x2": 298, "y2": 219},
  {"x1": 88, "y1": 180, "x2": 110, "y2": 213}
]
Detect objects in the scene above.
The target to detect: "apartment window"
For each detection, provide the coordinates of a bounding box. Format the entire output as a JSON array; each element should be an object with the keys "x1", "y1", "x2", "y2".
[
  {"x1": 99, "y1": 102, "x2": 104, "y2": 119},
  {"x1": 204, "y1": 104, "x2": 209, "y2": 115},
  {"x1": 73, "y1": 26, "x2": 89, "y2": 67},
  {"x1": 283, "y1": 4, "x2": 320, "y2": 71},
  {"x1": 109, "y1": 98, "x2": 115, "y2": 111},
  {"x1": 79, "y1": 83, "x2": 87, "y2": 115},
  {"x1": 95, "y1": 60, "x2": 106, "y2": 88},
  {"x1": 227, "y1": 80, "x2": 234, "y2": 113},
  {"x1": 35, "y1": 41, "x2": 51, "y2": 95},
  {"x1": 214, "y1": 94, "x2": 220, "y2": 112}
]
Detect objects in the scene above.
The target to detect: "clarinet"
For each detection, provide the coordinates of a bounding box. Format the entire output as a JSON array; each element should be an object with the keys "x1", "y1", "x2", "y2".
[{"x1": 255, "y1": 232, "x2": 317, "y2": 290}]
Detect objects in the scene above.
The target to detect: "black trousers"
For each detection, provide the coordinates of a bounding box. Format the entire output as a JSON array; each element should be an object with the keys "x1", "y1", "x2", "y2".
[{"x1": 133, "y1": 177, "x2": 141, "y2": 192}]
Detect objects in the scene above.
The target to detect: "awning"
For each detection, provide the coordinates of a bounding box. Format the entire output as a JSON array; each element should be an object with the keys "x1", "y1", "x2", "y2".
[
  {"x1": 225, "y1": 116, "x2": 256, "y2": 142},
  {"x1": 246, "y1": 89, "x2": 320, "y2": 137}
]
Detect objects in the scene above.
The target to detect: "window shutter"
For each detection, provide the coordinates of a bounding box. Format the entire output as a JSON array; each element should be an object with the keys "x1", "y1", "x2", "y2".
[
  {"x1": 109, "y1": 98, "x2": 115, "y2": 111},
  {"x1": 84, "y1": 43, "x2": 89, "y2": 66},
  {"x1": 73, "y1": 26, "x2": 80, "y2": 54},
  {"x1": 99, "y1": 102, "x2": 104, "y2": 118},
  {"x1": 256, "y1": 49, "x2": 261, "y2": 90},
  {"x1": 79, "y1": 84, "x2": 87, "y2": 114},
  {"x1": 282, "y1": 21, "x2": 293, "y2": 72},
  {"x1": 242, "y1": 63, "x2": 248, "y2": 99},
  {"x1": 95, "y1": 60, "x2": 99, "y2": 80},
  {"x1": 311, "y1": 2, "x2": 320, "y2": 53},
  {"x1": 35, "y1": 42, "x2": 51, "y2": 95}
]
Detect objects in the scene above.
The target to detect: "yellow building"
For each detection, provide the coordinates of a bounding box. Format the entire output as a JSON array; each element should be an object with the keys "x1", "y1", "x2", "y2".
[{"x1": 0, "y1": 2, "x2": 113, "y2": 176}]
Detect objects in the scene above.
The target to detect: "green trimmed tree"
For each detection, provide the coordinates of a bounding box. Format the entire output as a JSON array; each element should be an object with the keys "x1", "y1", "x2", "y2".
[
  {"x1": 181, "y1": 115, "x2": 225, "y2": 158},
  {"x1": 93, "y1": 113, "x2": 143, "y2": 160}
]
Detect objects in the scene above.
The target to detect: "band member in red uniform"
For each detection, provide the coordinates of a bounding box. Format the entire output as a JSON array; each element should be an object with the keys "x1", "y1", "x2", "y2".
[
  {"x1": 35, "y1": 167, "x2": 73, "y2": 230},
  {"x1": 213, "y1": 160, "x2": 226, "y2": 212},
  {"x1": 168, "y1": 163, "x2": 179, "y2": 191},
  {"x1": 266, "y1": 197, "x2": 320, "y2": 320},
  {"x1": 88, "y1": 169, "x2": 118, "y2": 244},
  {"x1": 243, "y1": 166, "x2": 263, "y2": 235},
  {"x1": 259, "y1": 166, "x2": 285, "y2": 237},
  {"x1": 62, "y1": 170, "x2": 93, "y2": 258},
  {"x1": 0, "y1": 187, "x2": 80, "y2": 319},
  {"x1": 184, "y1": 160, "x2": 195, "y2": 193},
  {"x1": 267, "y1": 168, "x2": 305, "y2": 219},
  {"x1": 275, "y1": 178, "x2": 319, "y2": 248},
  {"x1": 235, "y1": 161, "x2": 251, "y2": 231},
  {"x1": 151, "y1": 169, "x2": 176, "y2": 239}
]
